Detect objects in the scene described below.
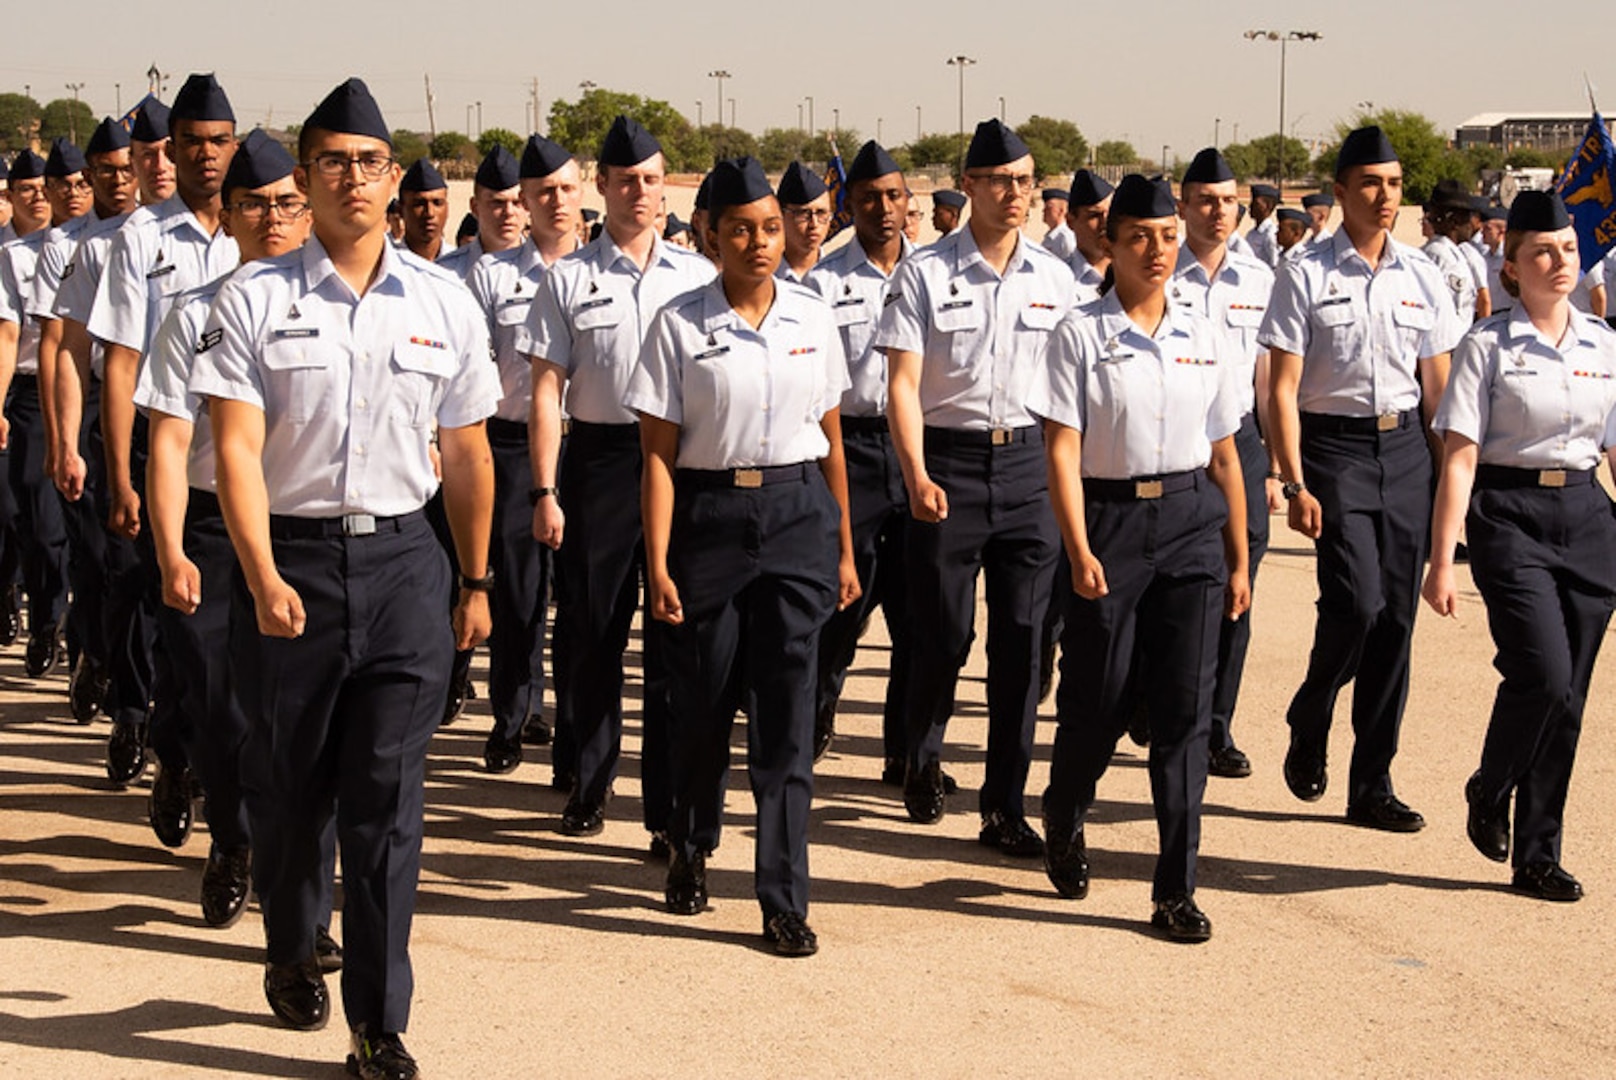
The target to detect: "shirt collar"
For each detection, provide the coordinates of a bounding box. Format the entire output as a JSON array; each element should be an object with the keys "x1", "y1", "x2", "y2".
[
  {"x1": 1505, "y1": 305, "x2": 1602, "y2": 351},
  {"x1": 698, "y1": 278, "x2": 804, "y2": 336},
  {"x1": 155, "y1": 194, "x2": 219, "y2": 242},
  {"x1": 953, "y1": 222, "x2": 1028, "y2": 279},
  {"x1": 1173, "y1": 244, "x2": 1243, "y2": 287},
  {"x1": 1330, "y1": 227, "x2": 1400, "y2": 272},
  {"x1": 1095, "y1": 289, "x2": 1192, "y2": 345},
  {"x1": 301, "y1": 233, "x2": 407, "y2": 299},
  {"x1": 596, "y1": 228, "x2": 675, "y2": 275}
]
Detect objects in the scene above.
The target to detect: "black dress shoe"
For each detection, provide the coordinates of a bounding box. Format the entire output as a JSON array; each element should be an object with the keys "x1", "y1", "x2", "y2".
[
  {"x1": 648, "y1": 831, "x2": 670, "y2": 859},
  {"x1": 315, "y1": 926, "x2": 344, "y2": 973},
  {"x1": 1151, "y1": 894, "x2": 1213, "y2": 943},
  {"x1": 347, "y1": 1028, "x2": 418, "y2": 1080},
  {"x1": 1282, "y1": 734, "x2": 1327, "y2": 802},
  {"x1": 149, "y1": 762, "x2": 195, "y2": 848},
  {"x1": 812, "y1": 696, "x2": 836, "y2": 762},
  {"x1": 903, "y1": 761, "x2": 946, "y2": 824},
  {"x1": 763, "y1": 910, "x2": 819, "y2": 957},
  {"x1": 882, "y1": 757, "x2": 958, "y2": 793},
  {"x1": 264, "y1": 958, "x2": 329, "y2": 1030},
  {"x1": 520, "y1": 715, "x2": 553, "y2": 746},
  {"x1": 1512, "y1": 861, "x2": 1583, "y2": 902},
  {"x1": 560, "y1": 798, "x2": 605, "y2": 837},
  {"x1": 24, "y1": 629, "x2": 61, "y2": 678},
  {"x1": 0, "y1": 585, "x2": 19, "y2": 646},
  {"x1": 201, "y1": 844, "x2": 252, "y2": 928},
  {"x1": 1127, "y1": 695, "x2": 1151, "y2": 748},
  {"x1": 1042, "y1": 818, "x2": 1089, "y2": 899},
  {"x1": 106, "y1": 720, "x2": 149, "y2": 787},
  {"x1": 978, "y1": 812, "x2": 1045, "y2": 857},
  {"x1": 665, "y1": 849, "x2": 708, "y2": 915},
  {"x1": 441, "y1": 650, "x2": 472, "y2": 726},
  {"x1": 1464, "y1": 772, "x2": 1509, "y2": 863},
  {"x1": 68, "y1": 653, "x2": 108, "y2": 724},
  {"x1": 1209, "y1": 745, "x2": 1252, "y2": 779},
  {"x1": 482, "y1": 731, "x2": 523, "y2": 774},
  {"x1": 1345, "y1": 794, "x2": 1425, "y2": 833}
]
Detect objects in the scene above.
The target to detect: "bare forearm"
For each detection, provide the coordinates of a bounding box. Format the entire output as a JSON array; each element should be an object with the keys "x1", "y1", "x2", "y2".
[
  {"x1": 439, "y1": 424, "x2": 494, "y2": 579},
  {"x1": 1429, "y1": 437, "x2": 1477, "y2": 570},
  {"x1": 1207, "y1": 437, "x2": 1250, "y2": 575},
  {"x1": 1044, "y1": 421, "x2": 1091, "y2": 560},
  {"x1": 529, "y1": 364, "x2": 563, "y2": 487},
  {"x1": 1267, "y1": 351, "x2": 1305, "y2": 484},
  {"x1": 101, "y1": 344, "x2": 141, "y2": 489},
  {"x1": 54, "y1": 320, "x2": 90, "y2": 454},
  {"x1": 146, "y1": 413, "x2": 194, "y2": 568},
  {"x1": 817, "y1": 410, "x2": 855, "y2": 562},
  {"x1": 884, "y1": 350, "x2": 930, "y2": 493},
  {"x1": 36, "y1": 319, "x2": 61, "y2": 446}
]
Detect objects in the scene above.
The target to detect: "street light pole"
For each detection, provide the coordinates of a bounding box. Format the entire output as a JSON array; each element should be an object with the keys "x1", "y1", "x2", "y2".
[
  {"x1": 998, "y1": 96, "x2": 1005, "y2": 123},
  {"x1": 708, "y1": 70, "x2": 731, "y2": 129},
  {"x1": 65, "y1": 82, "x2": 85, "y2": 143},
  {"x1": 1243, "y1": 28, "x2": 1322, "y2": 202},
  {"x1": 915, "y1": 105, "x2": 921, "y2": 140},
  {"x1": 947, "y1": 55, "x2": 976, "y2": 177},
  {"x1": 806, "y1": 96, "x2": 814, "y2": 136},
  {"x1": 728, "y1": 98, "x2": 735, "y2": 129}
]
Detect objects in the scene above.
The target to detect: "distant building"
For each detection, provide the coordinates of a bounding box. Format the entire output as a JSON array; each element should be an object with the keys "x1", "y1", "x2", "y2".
[{"x1": 1455, "y1": 112, "x2": 1606, "y2": 152}]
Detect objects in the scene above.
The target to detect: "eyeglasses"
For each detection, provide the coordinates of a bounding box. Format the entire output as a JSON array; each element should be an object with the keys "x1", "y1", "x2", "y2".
[
  {"x1": 92, "y1": 164, "x2": 136, "y2": 181},
  {"x1": 305, "y1": 152, "x2": 395, "y2": 180},
  {"x1": 969, "y1": 172, "x2": 1036, "y2": 195},
  {"x1": 232, "y1": 196, "x2": 309, "y2": 222},
  {"x1": 905, "y1": 209, "x2": 924, "y2": 219},
  {"x1": 786, "y1": 207, "x2": 832, "y2": 225},
  {"x1": 49, "y1": 178, "x2": 94, "y2": 194}
]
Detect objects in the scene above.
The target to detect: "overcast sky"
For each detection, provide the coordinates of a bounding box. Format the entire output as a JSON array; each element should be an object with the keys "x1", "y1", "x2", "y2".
[{"x1": 9, "y1": 0, "x2": 1614, "y2": 163}]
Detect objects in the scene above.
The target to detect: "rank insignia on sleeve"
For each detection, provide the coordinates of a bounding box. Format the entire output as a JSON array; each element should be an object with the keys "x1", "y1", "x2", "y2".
[{"x1": 195, "y1": 328, "x2": 223, "y2": 354}]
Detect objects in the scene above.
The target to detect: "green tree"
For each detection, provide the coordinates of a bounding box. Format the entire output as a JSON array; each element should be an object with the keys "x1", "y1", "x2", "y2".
[
  {"x1": 546, "y1": 88, "x2": 702, "y2": 171},
  {"x1": 1015, "y1": 115, "x2": 1088, "y2": 180},
  {"x1": 429, "y1": 131, "x2": 474, "y2": 162},
  {"x1": 1506, "y1": 147, "x2": 1562, "y2": 170},
  {"x1": 903, "y1": 132, "x2": 960, "y2": 170},
  {"x1": 392, "y1": 129, "x2": 430, "y2": 168},
  {"x1": 477, "y1": 128, "x2": 524, "y2": 157},
  {"x1": 758, "y1": 127, "x2": 811, "y2": 171},
  {"x1": 0, "y1": 93, "x2": 42, "y2": 154},
  {"x1": 1093, "y1": 140, "x2": 1137, "y2": 166},
  {"x1": 39, "y1": 97, "x2": 95, "y2": 148},
  {"x1": 698, "y1": 123, "x2": 758, "y2": 163},
  {"x1": 1314, "y1": 108, "x2": 1451, "y2": 204}
]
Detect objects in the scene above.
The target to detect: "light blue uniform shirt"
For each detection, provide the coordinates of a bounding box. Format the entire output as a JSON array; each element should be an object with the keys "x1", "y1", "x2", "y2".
[
  {"x1": 1424, "y1": 235, "x2": 1478, "y2": 318},
  {"x1": 1433, "y1": 308, "x2": 1616, "y2": 471},
  {"x1": 1245, "y1": 217, "x2": 1279, "y2": 268},
  {"x1": 50, "y1": 211, "x2": 129, "y2": 379},
  {"x1": 1259, "y1": 229, "x2": 1466, "y2": 417},
  {"x1": 88, "y1": 196, "x2": 238, "y2": 356},
  {"x1": 135, "y1": 274, "x2": 228, "y2": 490},
  {"x1": 0, "y1": 231, "x2": 47, "y2": 375},
  {"x1": 467, "y1": 238, "x2": 575, "y2": 422},
  {"x1": 1169, "y1": 245, "x2": 1274, "y2": 416},
  {"x1": 1042, "y1": 221, "x2": 1076, "y2": 261},
  {"x1": 805, "y1": 236, "x2": 912, "y2": 417},
  {"x1": 874, "y1": 225, "x2": 1075, "y2": 430},
  {"x1": 189, "y1": 236, "x2": 499, "y2": 518},
  {"x1": 1067, "y1": 247, "x2": 1105, "y2": 305},
  {"x1": 1029, "y1": 293, "x2": 1242, "y2": 478},
  {"x1": 520, "y1": 231, "x2": 716, "y2": 425},
  {"x1": 625, "y1": 279, "x2": 849, "y2": 470},
  {"x1": 436, "y1": 235, "x2": 484, "y2": 281},
  {"x1": 24, "y1": 212, "x2": 92, "y2": 325}
]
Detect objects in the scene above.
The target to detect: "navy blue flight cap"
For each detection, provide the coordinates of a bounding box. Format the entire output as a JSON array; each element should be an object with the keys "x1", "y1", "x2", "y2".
[
  {"x1": 1041, "y1": 188, "x2": 1069, "y2": 203},
  {"x1": 598, "y1": 115, "x2": 661, "y2": 168},
  {"x1": 664, "y1": 212, "x2": 690, "y2": 236},
  {"x1": 694, "y1": 173, "x2": 713, "y2": 211},
  {"x1": 1506, "y1": 190, "x2": 1571, "y2": 232},
  {"x1": 455, "y1": 212, "x2": 479, "y2": 240},
  {"x1": 708, "y1": 156, "x2": 775, "y2": 217},
  {"x1": 170, "y1": 73, "x2": 235, "y2": 124},
  {"x1": 776, "y1": 161, "x2": 828, "y2": 206},
  {"x1": 1276, "y1": 208, "x2": 1309, "y2": 226},
  {"x1": 304, "y1": 78, "x2": 392, "y2": 146},
  {"x1": 8, "y1": 149, "x2": 46, "y2": 183},
  {"x1": 964, "y1": 118, "x2": 1031, "y2": 169},
  {"x1": 131, "y1": 100, "x2": 170, "y2": 143},
  {"x1": 222, "y1": 129, "x2": 296, "y2": 199},
  {"x1": 1109, "y1": 174, "x2": 1177, "y2": 220},
  {"x1": 1068, "y1": 169, "x2": 1113, "y2": 206},
  {"x1": 1334, "y1": 125, "x2": 1398, "y2": 178},
  {"x1": 847, "y1": 140, "x2": 902, "y2": 184},
  {"x1": 933, "y1": 189, "x2": 967, "y2": 210},
  {"x1": 581, "y1": 208, "x2": 600, "y2": 222},
  {"x1": 1181, "y1": 147, "x2": 1235, "y2": 186},
  {"x1": 1300, "y1": 192, "x2": 1334, "y2": 209},
  {"x1": 1467, "y1": 194, "x2": 1491, "y2": 214},
  {"x1": 1482, "y1": 205, "x2": 1509, "y2": 223},
  {"x1": 399, "y1": 158, "x2": 446, "y2": 192},
  {"x1": 520, "y1": 134, "x2": 572, "y2": 179},
  {"x1": 44, "y1": 138, "x2": 88, "y2": 178},
  {"x1": 1249, "y1": 183, "x2": 1280, "y2": 201},
  {"x1": 87, "y1": 117, "x2": 131, "y2": 158},
  {"x1": 475, "y1": 146, "x2": 519, "y2": 190}
]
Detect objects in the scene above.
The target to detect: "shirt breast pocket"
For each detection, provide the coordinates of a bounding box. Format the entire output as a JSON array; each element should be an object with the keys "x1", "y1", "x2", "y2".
[
  {"x1": 259, "y1": 337, "x2": 329, "y2": 424},
  {"x1": 1391, "y1": 302, "x2": 1435, "y2": 352},
  {"x1": 833, "y1": 298, "x2": 870, "y2": 328},
  {"x1": 683, "y1": 348, "x2": 731, "y2": 418},
  {"x1": 572, "y1": 295, "x2": 625, "y2": 334},
  {"x1": 496, "y1": 299, "x2": 532, "y2": 329},
  {"x1": 1310, "y1": 300, "x2": 1359, "y2": 359},
  {"x1": 1018, "y1": 304, "x2": 1061, "y2": 332},
  {"x1": 391, "y1": 340, "x2": 455, "y2": 428}
]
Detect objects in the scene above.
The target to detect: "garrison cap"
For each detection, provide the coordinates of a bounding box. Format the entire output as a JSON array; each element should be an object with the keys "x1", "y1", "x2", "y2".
[
  {"x1": 708, "y1": 156, "x2": 775, "y2": 217},
  {"x1": 581, "y1": 208, "x2": 600, "y2": 222},
  {"x1": 170, "y1": 73, "x2": 235, "y2": 124},
  {"x1": 1249, "y1": 183, "x2": 1279, "y2": 201},
  {"x1": 475, "y1": 145, "x2": 519, "y2": 190},
  {"x1": 965, "y1": 118, "x2": 1031, "y2": 169},
  {"x1": 1300, "y1": 192, "x2": 1334, "y2": 209},
  {"x1": 598, "y1": 115, "x2": 661, "y2": 168},
  {"x1": 7, "y1": 150, "x2": 46, "y2": 182},
  {"x1": 1181, "y1": 147, "x2": 1235, "y2": 186},
  {"x1": 86, "y1": 117, "x2": 131, "y2": 157},
  {"x1": 1482, "y1": 205, "x2": 1509, "y2": 223},
  {"x1": 131, "y1": 100, "x2": 170, "y2": 143},
  {"x1": 933, "y1": 189, "x2": 967, "y2": 210},
  {"x1": 1276, "y1": 208, "x2": 1310, "y2": 226},
  {"x1": 1068, "y1": 169, "x2": 1113, "y2": 206},
  {"x1": 455, "y1": 212, "x2": 479, "y2": 241},
  {"x1": 1334, "y1": 125, "x2": 1398, "y2": 177},
  {"x1": 304, "y1": 78, "x2": 391, "y2": 145},
  {"x1": 847, "y1": 140, "x2": 902, "y2": 183},
  {"x1": 1467, "y1": 194, "x2": 1491, "y2": 214},
  {"x1": 222, "y1": 129, "x2": 296, "y2": 199},
  {"x1": 1041, "y1": 187, "x2": 1069, "y2": 203},
  {"x1": 399, "y1": 158, "x2": 446, "y2": 192},
  {"x1": 44, "y1": 138, "x2": 88, "y2": 177},
  {"x1": 1109, "y1": 174, "x2": 1177, "y2": 220},
  {"x1": 776, "y1": 161, "x2": 828, "y2": 205},
  {"x1": 520, "y1": 134, "x2": 572, "y2": 179},
  {"x1": 664, "y1": 212, "x2": 690, "y2": 237},
  {"x1": 1505, "y1": 190, "x2": 1571, "y2": 233},
  {"x1": 694, "y1": 172, "x2": 713, "y2": 211}
]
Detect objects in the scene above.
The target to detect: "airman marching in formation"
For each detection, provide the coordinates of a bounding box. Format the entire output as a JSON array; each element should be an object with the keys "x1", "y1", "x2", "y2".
[{"x1": 6, "y1": 75, "x2": 1616, "y2": 1079}]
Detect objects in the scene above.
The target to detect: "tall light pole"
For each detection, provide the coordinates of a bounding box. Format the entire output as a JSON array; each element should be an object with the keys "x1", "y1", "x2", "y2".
[
  {"x1": 728, "y1": 98, "x2": 735, "y2": 129},
  {"x1": 696, "y1": 100, "x2": 703, "y2": 127},
  {"x1": 877, "y1": 116, "x2": 883, "y2": 143},
  {"x1": 797, "y1": 103, "x2": 804, "y2": 132},
  {"x1": 998, "y1": 96, "x2": 1006, "y2": 123},
  {"x1": 116, "y1": 83, "x2": 122, "y2": 114},
  {"x1": 805, "y1": 96, "x2": 814, "y2": 136},
  {"x1": 1214, "y1": 117, "x2": 1220, "y2": 149},
  {"x1": 466, "y1": 104, "x2": 473, "y2": 137},
  {"x1": 476, "y1": 101, "x2": 483, "y2": 139},
  {"x1": 65, "y1": 82, "x2": 85, "y2": 143},
  {"x1": 832, "y1": 108, "x2": 840, "y2": 143},
  {"x1": 1243, "y1": 28, "x2": 1322, "y2": 201},
  {"x1": 915, "y1": 105, "x2": 922, "y2": 140},
  {"x1": 579, "y1": 80, "x2": 597, "y2": 95},
  {"x1": 947, "y1": 55, "x2": 976, "y2": 176},
  {"x1": 708, "y1": 70, "x2": 731, "y2": 129}
]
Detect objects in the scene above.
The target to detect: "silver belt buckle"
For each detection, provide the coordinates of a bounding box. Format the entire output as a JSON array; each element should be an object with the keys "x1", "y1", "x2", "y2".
[
  {"x1": 733, "y1": 468, "x2": 763, "y2": 489},
  {"x1": 1135, "y1": 479, "x2": 1164, "y2": 500},
  {"x1": 1538, "y1": 469, "x2": 1567, "y2": 488},
  {"x1": 560, "y1": 419, "x2": 573, "y2": 437},
  {"x1": 1376, "y1": 413, "x2": 1399, "y2": 432},
  {"x1": 990, "y1": 428, "x2": 1014, "y2": 446},
  {"x1": 342, "y1": 513, "x2": 377, "y2": 537}
]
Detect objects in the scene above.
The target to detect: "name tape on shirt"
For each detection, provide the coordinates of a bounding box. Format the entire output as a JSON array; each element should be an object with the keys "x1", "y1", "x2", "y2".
[{"x1": 274, "y1": 327, "x2": 320, "y2": 339}]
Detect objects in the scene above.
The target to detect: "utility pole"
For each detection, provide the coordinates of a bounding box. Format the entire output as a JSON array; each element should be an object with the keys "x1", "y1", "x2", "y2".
[
  {"x1": 530, "y1": 77, "x2": 540, "y2": 134},
  {"x1": 947, "y1": 55, "x2": 976, "y2": 177},
  {"x1": 424, "y1": 74, "x2": 437, "y2": 141},
  {"x1": 806, "y1": 96, "x2": 814, "y2": 137},
  {"x1": 708, "y1": 70, "x2": 731, "y2": 129},
  {"x1": 1244, "y1": 29, "x2": 1323, "y2": 200},
  {"x1": 115, "y1": 83, "x2": 122, "y2": 114},
  {"x1": 65, "y1": 82, "x2": 85, "y2": 143}
]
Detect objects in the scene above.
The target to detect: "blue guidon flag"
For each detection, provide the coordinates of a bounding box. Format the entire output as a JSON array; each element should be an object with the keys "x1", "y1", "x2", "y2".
[
  {"x1": 823, "y1": 138, "x2": 853, "y2": 242},
  {"x1": 1555, "y1": 112, "x2": 1616, "y2": 272}
]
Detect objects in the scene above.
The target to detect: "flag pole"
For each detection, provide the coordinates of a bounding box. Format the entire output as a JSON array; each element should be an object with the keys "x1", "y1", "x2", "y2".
[{"x1": 1585, "y1": 72, "x2": 1598, "y2": 114}]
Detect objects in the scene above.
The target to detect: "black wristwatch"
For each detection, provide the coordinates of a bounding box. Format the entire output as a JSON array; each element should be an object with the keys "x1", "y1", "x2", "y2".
[
  {"x1": 459, "y1": 570, "x2": 495, "y2": 592},
  {"x1": 1281, "y1": 480, "x2": 1306, "y2": 500},
  {"x1": 528, "y1": 486, "x2": 559, "y2": 506}
]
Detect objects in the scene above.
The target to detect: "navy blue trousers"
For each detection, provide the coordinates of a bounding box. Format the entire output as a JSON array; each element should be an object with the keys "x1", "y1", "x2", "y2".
[
  {"x1": 1210, "y1": 413, "x2": 1271, "y2": 750},
  {"x1": 484, "y1": 419, "x2": 551, "y2": 741},
  {"x1": 1045, "y1": 475, "x2": 1227, "y2": 900},
  {"x1": 903, "y1": 429, "x2": 1058, "y2": 818},
  {"x1": 60, "y1": 378, "x2": 109, "y2": 669},
  {"x1": 5, "y1": 376, "x2": 68, "y2": 636},
  {"x1": 1467, "y1": 477, "x2": 1616, "y2": 869},
  {"x1": 664, "y1": 468, "x2": 839, "y2": 920}
]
